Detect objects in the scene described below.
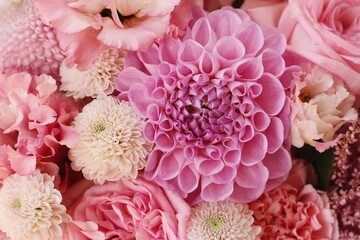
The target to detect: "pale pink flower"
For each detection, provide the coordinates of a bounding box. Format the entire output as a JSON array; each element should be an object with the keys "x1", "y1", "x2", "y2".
[
  {"x1": 33, "y1": 0, "x2": 181, "y2": 69},
  {"x1": 242, "y1": 0, "x2": 287, "y2": 9},
  {"x1": 0, "y1": 72, "x2": 80, "y2": 184},
  {"x1": 0, "y1": 171, "x2": 70, "y2": 240},
  {"x1": 249, "y1": 184, "x2": 338, "y2": 239},
  {"x1": 0, "y1": 0, "x2": 64, "y2": 76},
  {"x1": 116, "y1": 7, "x2": 296, "y2": 204},
  {"x1": 60, "y1": 49, "x2": 126, "y2": 99},
  {"x1": 290, "y1": 65, "x2": 357, "y2": 152},
  {"x1": 69, "y1": 96, "x2": 152, "y2": 184},
  {"x1": 64, "y1": 176, "x2": 190, "y2": 239},
  {"x1": 248, "y1": 0, "x2": 360, "y2": 95},
  {"x1": 187, "y1": 201, "x2": 261, "y2": 240}
]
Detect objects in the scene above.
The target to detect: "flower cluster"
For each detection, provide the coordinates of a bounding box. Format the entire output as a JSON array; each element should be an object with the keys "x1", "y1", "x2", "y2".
[{"x1": 0, "y1": 0, "x2": 359, "y2": 239}]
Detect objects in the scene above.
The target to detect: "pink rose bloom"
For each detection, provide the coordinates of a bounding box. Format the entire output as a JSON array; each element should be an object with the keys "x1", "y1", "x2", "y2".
[
  {"x1": 0, "y1": 72, "x2": 80, "y2": 189},
  {"x1": 63, "y1": 177, "x2": 190, "y2": 240},
  {"x1": 249, "y1": 0, "x2": 360, "y2": 95},
  {"x1": 0, "y1": 0, "x2": 64, "y2": 76},
  {"x1": 116, "y1": 7, "x2": 297, "y2": 204},
  {"x1": 32, "y1": 0, "x2": 181, "y2": 69}
]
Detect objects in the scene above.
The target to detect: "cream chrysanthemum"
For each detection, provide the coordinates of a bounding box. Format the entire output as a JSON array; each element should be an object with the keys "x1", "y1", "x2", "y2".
[
  {"x1": 187, "y1": 201, "x2": 261, "y2": 240},
  {"x1": 60, "y1": 49, "x2": 125, "y2": 99},
  {"x1": 69, "y1": 96, "x2": 151, "y2": 184},
  {"x1": 0, "y1": 171, "x2": 70, "y2": 240}
]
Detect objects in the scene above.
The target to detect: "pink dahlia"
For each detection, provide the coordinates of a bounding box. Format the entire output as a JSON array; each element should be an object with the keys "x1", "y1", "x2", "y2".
[
  {"x1": 32, "y1": 0, "x2": 181, "y2": 69},
  {"x1": 0, "y1": 0, "x2": 64, "y2": 76},
  {"x1": 116, "y1": 7, "x2": 296, "y2": 204},
  {"x1": 0, "y1": 72, "x2": 80, "y2": 188},
  {"x1": 64, "y1": 177, "x2": 190, "y2": 239}
]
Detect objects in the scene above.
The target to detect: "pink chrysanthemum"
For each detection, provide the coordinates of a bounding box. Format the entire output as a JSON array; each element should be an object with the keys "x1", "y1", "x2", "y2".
[
  {"x1": 0, "y1": 0, "x2": 64, "y2": 76},
  {"x1": 116, "y1": 7, "x2": 296, "y2": 204},
  {"x1": 0, "y1": 72, "x2": 80, "y2": 185},
  {"x1": 330, "y1": 121, "x2": 360, "y2": 239}
]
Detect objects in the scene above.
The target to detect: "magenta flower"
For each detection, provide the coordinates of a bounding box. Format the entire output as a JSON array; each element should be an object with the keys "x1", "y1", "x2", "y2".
[
  {"x1": 116, "y1": 7, "x2": 295, "y2": 204},
  {"x1": 0, "y1": 0, "x2": 64, "y2": 76}
]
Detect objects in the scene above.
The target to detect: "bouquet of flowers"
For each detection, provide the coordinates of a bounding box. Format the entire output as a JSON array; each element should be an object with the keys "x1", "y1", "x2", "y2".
[{"x1": 0, "y1": 0, "x2": 358, "y2": 239}]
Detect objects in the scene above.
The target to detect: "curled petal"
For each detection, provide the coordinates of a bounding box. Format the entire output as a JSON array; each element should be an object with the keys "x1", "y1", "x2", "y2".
[{"x1": 241, "y1": 134, "x2": 268, "y2": 166}]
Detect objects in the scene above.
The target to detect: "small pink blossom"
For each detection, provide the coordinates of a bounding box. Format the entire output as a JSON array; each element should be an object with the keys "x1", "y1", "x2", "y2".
[
  {"x1": 63, "y1": 177, "x2": 190, "y2": 240},
  {"x1": 33, "y1": 0, "x2": 182, "y2": 69},
  {"x1": 0, "y1": 72, "x2": 81, "y2": 190},
  {"x1": 116, "y1": 7, "x2": 296, "y2": 204}
]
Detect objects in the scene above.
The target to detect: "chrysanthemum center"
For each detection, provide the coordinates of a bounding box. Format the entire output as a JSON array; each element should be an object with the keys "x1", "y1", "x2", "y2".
[
  {"x1": 93, "y1": 122, "x2": 106, "y2": 134},
  {"x1": 8, "y1": 0, "x2": 23, "y2": 11},
  {"x1": 206, "y1": 215, "x2": 225, "y2": 231},
  {"x1": 12, "y1": 199, "x2": 22, "y2": 210}
]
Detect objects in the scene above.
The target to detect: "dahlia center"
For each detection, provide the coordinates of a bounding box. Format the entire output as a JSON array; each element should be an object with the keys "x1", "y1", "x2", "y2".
[{"x1": 166, "y1": 82, "x2": 235, "y2": 145}]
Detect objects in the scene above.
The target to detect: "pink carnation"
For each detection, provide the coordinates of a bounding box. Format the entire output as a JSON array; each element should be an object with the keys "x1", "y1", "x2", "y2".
[
  {"x1": 249, "y1": 183, "x2": 338, "y2": 239},
  {"x1": 32, "y1": 0, "x2": 181, "y2": 69},
  {"x1": 116, "y1": 7, "x2": 296, "y2": 204},
  {"x1": 0, "y1": 0, "x2": 64, "y2": 76},
  {"x1": 63, "y1": 177, "x2": 190, "y2": 240},
  {"x1": 0, "y1": 72, "x2": 80, "y2": 190}
]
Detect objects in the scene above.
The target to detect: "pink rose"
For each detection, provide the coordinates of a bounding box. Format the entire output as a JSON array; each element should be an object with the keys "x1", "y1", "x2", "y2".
[
  {"x1": 64, "y1": 177, "x2": 190, "y2": 239},
  {"x1": 276, "y1": 0, "x2": 360, "y2": 95}
]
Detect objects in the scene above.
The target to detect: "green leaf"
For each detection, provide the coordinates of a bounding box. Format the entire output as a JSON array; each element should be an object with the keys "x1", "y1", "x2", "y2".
[{"x1": 292, "y1": 144, "x2": 334, "y2": 191}]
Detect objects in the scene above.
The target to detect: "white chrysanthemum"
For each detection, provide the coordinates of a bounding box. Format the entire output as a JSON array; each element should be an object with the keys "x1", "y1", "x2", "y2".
[
  {"x1": 69, "y1": 96, "x2": 151, "y2": 184},
  {"x1": 187, "y1": 201, "x2": 261, "y2": 240},
  {"x1": 60, "y1": 49, "x2": 125, "y2": 99},
  {"x1": 0, "y1": 171, "x2": 70, "y2": 240}
]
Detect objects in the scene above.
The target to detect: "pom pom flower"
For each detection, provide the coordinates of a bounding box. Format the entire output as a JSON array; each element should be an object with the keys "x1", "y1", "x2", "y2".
[
  {"x1": 69, "y1": 96, "x2": 151, "y2": 184},
  {"x1": 116, "y1": 7, "x2": 294, "y2": 204},
  {"x1": 290, "y1": 65, "x2": 357, "y2": 152},
  {"x1": 0, "y1": 171, "x2": 70, "y2": 240},
  {"x1": 0, "y1": 0, "x2": 64, "y2": 75},
  {"x1": 60, "y1": 49, "x2": 126, "y2": 99},
  {"x1": 187, "y1": 201, "x2": 261, "y2": 240},
  {"x1": 32, "y1": 0, "x2": 181, "y2": 69}
]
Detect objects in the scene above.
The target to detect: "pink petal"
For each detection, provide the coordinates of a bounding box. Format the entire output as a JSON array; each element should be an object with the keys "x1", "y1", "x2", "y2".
[
  {"x1": 235, "y1": 162, "x2": 269, "y2": 188},
  {"x1": 234, "y1": 57, "x2": 264, "y2": 81},
  {"x1": 264, "y1": 117, "x2": 284, "y2": 153},
  {"x1": 255, "y1": 73, "x2": 285, "y2": 116},
  {"x1": 191, "y1": 17, "x2": 217, "y2": 49},
  {"x1": 235, "y1": 20, "x2": 264, "y2": 55},
  {"x1": 241, "y1": 133, "x2": 268, "y2": 166},
  {"x1": 178, "y1": 164, "x2": 200, "y2": 193},
  {"x1": 210, "y1": 166, "x2": 237, "y2": 184},
  {"x1": 201, "y1": 177, "x2": 233, "y2": 201},
  {"x1": 262, "y1": 147, "x2": 291, "y2": 179}
]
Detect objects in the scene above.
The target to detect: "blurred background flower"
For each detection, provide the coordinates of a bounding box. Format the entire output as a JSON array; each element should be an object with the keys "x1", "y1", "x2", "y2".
[{"x1": 0, "y1": 0, "x2": 64, "y2": 76}]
